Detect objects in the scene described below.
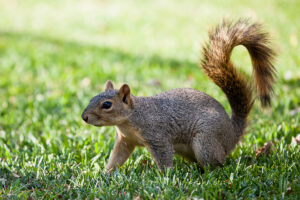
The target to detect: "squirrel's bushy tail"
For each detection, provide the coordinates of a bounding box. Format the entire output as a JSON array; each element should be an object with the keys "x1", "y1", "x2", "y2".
[{"x1": 201, "y1": 19, "x2": 276, "y2": 135}]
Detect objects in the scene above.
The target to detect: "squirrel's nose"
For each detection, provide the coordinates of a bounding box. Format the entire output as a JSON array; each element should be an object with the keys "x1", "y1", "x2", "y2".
[{"x1": 81, "y1": 113, "x2": 88, "y2": 122}]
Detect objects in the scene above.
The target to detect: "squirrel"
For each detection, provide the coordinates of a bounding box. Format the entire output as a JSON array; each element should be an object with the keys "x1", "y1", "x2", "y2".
[{"x1": 81, "y1": 19, "x2": 276, "y2": 173}]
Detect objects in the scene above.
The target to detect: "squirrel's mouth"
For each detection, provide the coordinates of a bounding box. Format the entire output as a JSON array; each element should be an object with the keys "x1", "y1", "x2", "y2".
[{"x1": 93, "y1": 120, "x2": 105, "y2": 127}]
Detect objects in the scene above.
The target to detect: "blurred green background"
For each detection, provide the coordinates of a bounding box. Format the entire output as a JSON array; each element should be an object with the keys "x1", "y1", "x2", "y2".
[{"x1": 0, "y1": 0, "x2": 299, "y2": 199}]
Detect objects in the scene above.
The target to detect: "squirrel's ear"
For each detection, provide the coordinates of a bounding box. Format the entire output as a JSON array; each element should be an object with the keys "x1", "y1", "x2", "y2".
[
  {"x1": 104, "y1": 80, "x2": 114, "y2": 91},
  {"x1": 118, "y1": 84, "x2": 132, "y2": 106}
]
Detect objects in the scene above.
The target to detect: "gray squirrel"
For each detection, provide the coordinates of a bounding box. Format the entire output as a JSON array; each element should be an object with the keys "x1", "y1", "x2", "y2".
[{"x1": 81, "y1": 19, "x2": 276, "y2": 173}]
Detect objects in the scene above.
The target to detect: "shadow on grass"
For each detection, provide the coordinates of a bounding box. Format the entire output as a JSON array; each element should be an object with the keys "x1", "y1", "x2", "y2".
[{"x1": 0, "y1": 30, "x2": 198, "y2": 70}]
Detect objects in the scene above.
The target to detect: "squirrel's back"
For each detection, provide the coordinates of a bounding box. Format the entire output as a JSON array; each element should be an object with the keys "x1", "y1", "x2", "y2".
[{"x1": 129, "y1": 88, "x2": 236, "y2": 146}]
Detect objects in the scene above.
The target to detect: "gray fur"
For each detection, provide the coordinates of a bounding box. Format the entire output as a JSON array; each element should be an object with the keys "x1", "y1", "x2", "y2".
[{"x1": 81, "y1": 20, "x2": 276, "y2": 172}]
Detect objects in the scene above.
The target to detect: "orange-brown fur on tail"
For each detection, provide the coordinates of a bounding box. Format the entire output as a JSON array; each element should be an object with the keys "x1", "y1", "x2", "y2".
[{"x1": 201, "y1": 19, "x2": 276, "y2": 134}]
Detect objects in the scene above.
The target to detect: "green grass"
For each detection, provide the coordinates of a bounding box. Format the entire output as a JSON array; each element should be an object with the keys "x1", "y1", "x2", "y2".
[{"x1": 0, "y1": 0, "x2": 299, "y2": 199}]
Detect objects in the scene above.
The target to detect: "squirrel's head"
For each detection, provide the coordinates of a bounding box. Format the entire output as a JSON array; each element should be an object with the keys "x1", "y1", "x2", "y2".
[{"x1": 81, "y1": 80, "x2": 133, "y2": 127}]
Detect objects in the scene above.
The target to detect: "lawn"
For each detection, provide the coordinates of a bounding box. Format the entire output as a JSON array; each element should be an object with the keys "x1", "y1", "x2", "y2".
[{"x1": 0, "y1": 0, "x2": 299, "y2": 199}]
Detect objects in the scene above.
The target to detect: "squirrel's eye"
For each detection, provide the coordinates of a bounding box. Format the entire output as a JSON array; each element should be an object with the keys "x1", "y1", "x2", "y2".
[{"x1": 101, "y1": 101, "x2": 112, "y2": 109}]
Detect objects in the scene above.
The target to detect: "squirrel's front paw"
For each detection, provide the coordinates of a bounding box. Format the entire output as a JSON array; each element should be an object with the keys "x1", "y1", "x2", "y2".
[{"x1": 105, "y1": 166, "x2": 115, "y2": 175}]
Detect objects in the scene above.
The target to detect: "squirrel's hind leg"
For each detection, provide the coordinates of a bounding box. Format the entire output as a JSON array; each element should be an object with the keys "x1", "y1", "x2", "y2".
[{"x1": 192, "y1": 133, "x2": 226, "y2": 169}]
